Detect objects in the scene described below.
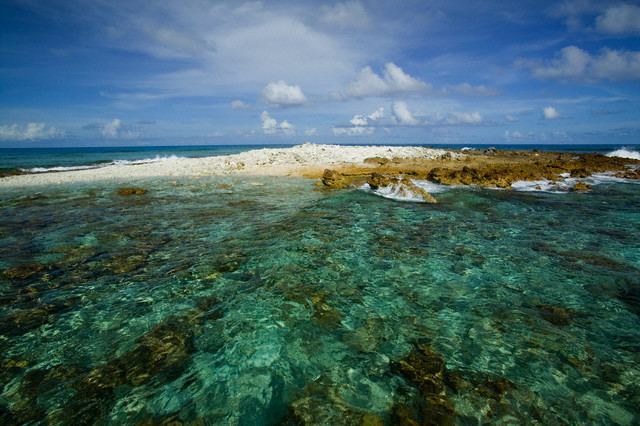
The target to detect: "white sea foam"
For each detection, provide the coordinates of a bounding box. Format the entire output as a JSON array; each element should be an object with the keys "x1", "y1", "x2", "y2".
[
  {"x1": 361, "y1": 183, "x2": 425, "y2": 202},
  {"x1": 412, "y1": 180, "x2": 453, "y2": 193},
  {"x1": 361, "y1": 179, "x2": 452, "y2": 203},
  {"x1": 21, "y1": 155, "x2": 184, "y2": 174},
  {"x1": 511, "y1": 179, "x2": 573, "y2": 193},
  {"x1": 606, "y1": 148, "x2": 640, "y2": 160},
  {"x1": 24, "y1": 165, "x2": 103, "y2": 173}
]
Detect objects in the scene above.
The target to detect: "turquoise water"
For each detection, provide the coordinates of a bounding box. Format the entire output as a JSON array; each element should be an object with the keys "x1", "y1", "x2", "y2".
[{"x1": 1, "y1": 176, "x2": 639, "y2": 424}]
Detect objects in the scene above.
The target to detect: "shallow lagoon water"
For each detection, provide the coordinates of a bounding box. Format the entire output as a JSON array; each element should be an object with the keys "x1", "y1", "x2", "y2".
[{"x1": 1, "y1": 176, "x2": 639, "y2": 425}]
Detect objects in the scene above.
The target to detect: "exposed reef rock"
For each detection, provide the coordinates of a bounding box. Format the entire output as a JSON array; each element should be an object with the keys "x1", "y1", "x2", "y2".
[
  {"x1": 317, "y1": 151, "x2": 640, "y2": 192},
  {"x1": 321, "y1": 169, "x2": 351, "y2": 189},
  {"x1": 572, "y1": 182, "x2": 591, "y2": 192},
  {"x1": 367, "y1": 173, "x2": 437, "y2": 203}
]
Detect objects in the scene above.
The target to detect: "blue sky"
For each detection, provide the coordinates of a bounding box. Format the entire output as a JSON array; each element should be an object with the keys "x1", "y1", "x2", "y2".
[{"x1": 1, "y1": 0, "x2": 639, "y2": 146}]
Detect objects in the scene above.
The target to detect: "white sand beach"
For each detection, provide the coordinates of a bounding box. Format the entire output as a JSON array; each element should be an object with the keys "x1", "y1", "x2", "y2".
[{"x1": 0, "y1": 144, "x2": 457, "y2": 187}]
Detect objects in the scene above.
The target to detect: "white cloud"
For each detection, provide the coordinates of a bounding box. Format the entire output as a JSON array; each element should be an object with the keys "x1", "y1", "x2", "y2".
[
  {"x1": 304, "y1": 128, "x2": 318, "y2": 136},
  {"x1": 262, "y1": 80, "x2": 307, "y2": 106},
  {"x1": 543, "y1": 106, "x2": 560, "y2": 120},
  {"x1": 350, "y1": 115, "x2": 369, "y2": 126},
  {"x1": 391, "y1": 101, "x2": 419, "y2": 125},
  {"x1": 261, "y1": 111, "x2": 295, "y2": 135},
  {"x1": 345, "y1": 63, "x2": 429, "y2": 98},
  {"x1": 102, "y1": 118, "x2": 122, "y2": 138},
  {"x1": 347, "y1": 107, "x2": 384, "y2": 127},
  {"x1": 368, "y1": 107, "x2": 384, "y2": 121},
  {"x1": 321, "y1": 1, "x2": 370, "y2": 29},
  {"x1": 446, "y1": 111, "x2": 483, "y2": 125},
  {"x1": 332, "y1": 126, "x2": 375, "y2": 136},
  {"x1": 279, "y1": 120, "x2": 294, "y2": 131},
  {"x1": 231, "y1": 100, "x2": 250, "y2": 109},
  {"x1": 0, "y1": 122, "x2": 62, "y2": 141},
  {"x1": 261, "y1": 111, "x2": 278, "y2": 134},
  {"x1": 527, "y1": 45, "x2": 640, "y2": 81},
  {"x1": 530, "y1": 46, "x2": 591, "y2": 79},
  {"x1": 596, "y1": 4, "x2": 640, "y2": 34},
  {"x1": 505, "y1": 114, "x2": 518, "y2": 122},
  {"x1": 452, "y1": 83, "x2": 499, "y2": 96}
]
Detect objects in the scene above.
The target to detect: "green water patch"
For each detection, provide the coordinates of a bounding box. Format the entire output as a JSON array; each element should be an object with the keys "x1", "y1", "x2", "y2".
[{"x1": 0, "y1": 177, "x2": 639, "y2": 424}]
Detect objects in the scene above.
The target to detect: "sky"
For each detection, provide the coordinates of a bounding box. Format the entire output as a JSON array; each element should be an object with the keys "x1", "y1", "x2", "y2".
[{"x1": 1, "y1": 0, "x2": 639, "y2": 146}]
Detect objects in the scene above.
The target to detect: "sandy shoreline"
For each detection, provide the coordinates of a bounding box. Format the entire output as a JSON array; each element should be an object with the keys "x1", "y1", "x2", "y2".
[{"x1": 0, "y1": 143, "x2": 456, "y2": 187}]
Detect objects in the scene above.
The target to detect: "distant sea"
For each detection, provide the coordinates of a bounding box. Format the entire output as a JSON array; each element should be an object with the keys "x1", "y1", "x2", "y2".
[{"x1": 1, "y1": 143, "x2": 639, "y2": 175}]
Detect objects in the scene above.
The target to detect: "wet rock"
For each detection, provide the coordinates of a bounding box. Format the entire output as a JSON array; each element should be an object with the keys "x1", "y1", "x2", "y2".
[
  {"x1": 2, "y1": 263, "x2": 46, "y2": 280},
  {"x1": 572, "y1": 182, "x2": 591, "y2": 192},
  {"x1": 368, "y1": 174, "x2": 437, "y2": 203},
  {"x1": 367, "y1": 173, "x2": 394, "y2": 190},
  {"x1": 570, "y1": 168, "x2": 590, "y2": 178},
  {"x1": 321, "y1": 169, "x2": 351, "y2": 189},
  {"x1": 117, "y1": 187, "x2": 147, "y2": 196},
  {"x1": 616, "y1": 168, "x2": 640, "y2": 180},
  {"x1": 536, "y1": 304, "x2": 576, "y2": 326}
]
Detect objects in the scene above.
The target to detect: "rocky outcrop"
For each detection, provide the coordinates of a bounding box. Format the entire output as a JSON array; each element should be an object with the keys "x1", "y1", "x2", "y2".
[
  {"x1": 367, "y1": 173, "x2": 437, "y2": 203},
  {"x1": 321, "y1": 169, "x2": 351, "y2": 189},
  {"x1": 572, "y1": 182, "x2": 591, "y2": 192}
]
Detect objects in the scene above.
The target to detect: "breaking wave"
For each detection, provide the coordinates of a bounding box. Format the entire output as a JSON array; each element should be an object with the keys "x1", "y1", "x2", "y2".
[
  {"x1": 606, "y1": 148, "x2": 640, "y2": 160},
  {"x1": 21, "y1": 155, "x2": 184, "y2": 174}
]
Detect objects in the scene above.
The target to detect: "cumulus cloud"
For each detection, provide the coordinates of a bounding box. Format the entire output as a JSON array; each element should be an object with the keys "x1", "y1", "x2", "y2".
[
  {"x1": 596, "y1": 4, "x2": 640, "y2": 34},
  {"x1": 505, "y1": 114, "x2": 518, "y2": 122},
  {"x1": 262, "y1": 80, "x2": 307, "y2": 106},
  {"x1": 231, "y1": 100, "x2": 250, "y2": 109},
  {"x1": 391, "y1": 101, "x2": 419, "y2": 125},
  {"x1": 525, "y1": 45, "x2": 640, "y2": 81},
  {"x1": 445, "y1": 111, "x2": 483, "y2": 125},
  {"x1": 261, "y1": 111, "x2": 295, "y2": 135},
  {"x1": 304, "y1": 128, "x2": 318, "y2": 136},
  {"x1": 543, "y1": 106, "x2": 560, "y2": 120},
  {"x1": 332, "y1": 126, "x2": 375, "y2": 136},
  {"x1": 345, "y1": 63, "x2": 429, "y2": 98},
  {"x1": 337, "y1": 106, "x2": 385, "y2": 134},
  {"x1": 0, "y1": 122, "x2": 62, "y2": 141},
  {"x1": 368, "y1": 107, "x2": 384, "y2": 121},
  {"x1": 321, "y1": 1, "x2": 370, "y2": 29}
]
